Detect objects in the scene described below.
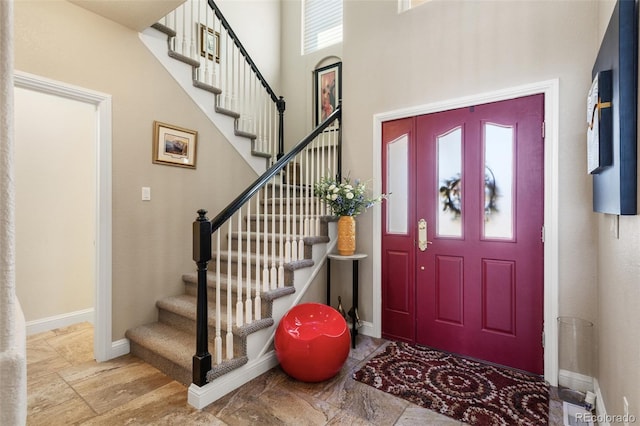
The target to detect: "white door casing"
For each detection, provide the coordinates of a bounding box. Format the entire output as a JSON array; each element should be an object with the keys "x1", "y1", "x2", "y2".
[{"x1": 371, "y1": 79, "x2": 560, "y2": 385}]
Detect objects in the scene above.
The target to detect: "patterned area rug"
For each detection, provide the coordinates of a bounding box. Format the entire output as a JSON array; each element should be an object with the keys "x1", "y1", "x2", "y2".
[{"x1": 353, "y1": 341, "x2": 549, "y2": 425}]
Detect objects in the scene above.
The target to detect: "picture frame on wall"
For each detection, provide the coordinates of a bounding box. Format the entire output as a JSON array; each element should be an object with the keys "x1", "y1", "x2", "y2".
[
  {"x1": 199, "y1": 24, "x2": 220, "y2": 63},
  {"x1": 314, "y1": 62, "x2": 341, "y2": 127},
  {"x1": 152, "y1": 121, "x2": 198, "y2": 169}
]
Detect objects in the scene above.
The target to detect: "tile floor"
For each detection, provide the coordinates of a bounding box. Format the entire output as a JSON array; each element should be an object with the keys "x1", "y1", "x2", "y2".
[{"x1": 26, "y1": 322, "x2": 564, "y2": 425}]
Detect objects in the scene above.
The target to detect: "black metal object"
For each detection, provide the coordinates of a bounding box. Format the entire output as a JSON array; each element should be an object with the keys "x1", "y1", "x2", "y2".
[
  {"x1": 277, "y1": 96, "x2": 286, "y2": 159},
  {"x1": 192, "y1": 209, "x2": 212, "y2": 386},
  {"x1": 336, "y1": 100, "x2": 343, "y2": 182}
]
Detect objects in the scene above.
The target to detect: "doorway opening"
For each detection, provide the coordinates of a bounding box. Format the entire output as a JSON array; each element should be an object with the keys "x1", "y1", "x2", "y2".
[
  {"x1": 14, "y1": 71, "x2": 114, "y2": 362},
  {"x1": 372, "y1": 80, "x2": 560, "y2": 385}
]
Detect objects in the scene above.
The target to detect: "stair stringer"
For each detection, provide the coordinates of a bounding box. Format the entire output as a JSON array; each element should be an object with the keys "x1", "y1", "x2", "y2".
[
  {"x1": 138, "y1": 27, "x2": 267, "y2": 175},
  {"x1": 187, "y1": 222, "x2": 337, "y2": 409}
]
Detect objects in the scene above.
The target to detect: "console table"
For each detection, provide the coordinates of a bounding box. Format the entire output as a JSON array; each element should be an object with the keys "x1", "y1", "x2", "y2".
[{"x1": 326, "y1": 253, "x2": 367, "y2": 348}]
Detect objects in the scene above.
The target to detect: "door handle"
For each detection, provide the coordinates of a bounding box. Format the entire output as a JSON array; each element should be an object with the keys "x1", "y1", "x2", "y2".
[{"x1": 418, "y1": 219, "x2": 433, "y2": 251}]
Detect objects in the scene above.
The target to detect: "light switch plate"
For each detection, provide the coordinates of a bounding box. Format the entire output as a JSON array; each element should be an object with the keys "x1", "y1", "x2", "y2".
[{"x1": 142, "y1": 187, "x2": 151, "y2": 201}]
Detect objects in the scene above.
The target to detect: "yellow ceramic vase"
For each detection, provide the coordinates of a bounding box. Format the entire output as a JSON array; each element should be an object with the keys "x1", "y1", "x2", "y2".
[{"x1": 337, "y1": 216, "x2": 356, "y2": 256}]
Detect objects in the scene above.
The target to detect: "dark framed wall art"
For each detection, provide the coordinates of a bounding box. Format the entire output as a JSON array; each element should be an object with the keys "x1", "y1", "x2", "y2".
[
  {"x1": 591, "y1": 0, "x2": 638, "y2": 215},
  {"x1": 314, "y1": 62, "x2": 341, "y2": 126}
]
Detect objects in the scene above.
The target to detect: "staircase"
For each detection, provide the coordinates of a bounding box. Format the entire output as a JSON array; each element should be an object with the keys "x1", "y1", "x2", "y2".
[
  {"x1": 125, "y1": 0, "x2": 343, "y2": 409},
  {"x1": 125, "y1": 183, "x2": 332, "y2": 385}
]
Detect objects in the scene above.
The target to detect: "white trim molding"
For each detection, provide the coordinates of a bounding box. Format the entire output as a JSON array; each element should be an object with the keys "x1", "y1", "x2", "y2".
[
  {"x1": 14, "y1": 71, "x2": 115, "y2": 362},
  {"x1": 372, "y1": 79, "x2": 560, "y2": 386},
  {"x1": 25, "y1": 308, "x2": 94, "y2": 336},
  {"x1": 594, "y1": 378, "x2": 610, "y2": 426}
]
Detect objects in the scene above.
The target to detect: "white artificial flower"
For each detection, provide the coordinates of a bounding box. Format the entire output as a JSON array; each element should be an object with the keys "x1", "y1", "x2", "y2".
[
  {"x1": 346, "y1": 192, "x2": 354, "y2": 199},
  {"x1": 331, "y1": 193, "x2": 338, "y2": 200}
]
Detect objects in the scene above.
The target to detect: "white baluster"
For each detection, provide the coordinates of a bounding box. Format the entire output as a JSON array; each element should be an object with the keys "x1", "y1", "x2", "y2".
[
  {"x1": 215, "y1": 230, "x2": 222, "y2": 365},
  {"x1": 270, "y1": 180, "x2": 277, "y2": 290},
  {"x1": 278, "y1": 173, "x2": 285, "y2": 287},
  {"x1": 284, "y1": 163, "x2": 291, "y2": 263},
  {"x1": 255, "y1": 193, "x2": 262, "y2": 320},
  {"x1": 224, "y1": 32, "x2": 229, "y2": 109},
  {"x1": 304, "y1": 148, "x2": 313, "y2": 237},
  {"x1": 245, "y1": 198, "x2": 252, "y2": 324},
  {"x1": 226, "y1": 219, "x2": 233, "y2": 360},
  {"x1": 201, "y1": 1, "x2": 208, "y2": 85},
  {"x1": 190, "y1": 0, "x2": 196, "y2": 58},
  {"x1": 262, "y1": 182, "x2": 270, "y2": 292},
  {"x1": 236, "y1": 208, "x2": 243, "y2": 327},
  {"x1": 295, "y1": 154, "x2": 304, "y2": 260},
  {"x1": 291, "y1": 159, "x2": 298, "y2": 262},
  {"x1": 181, "y1": 4, "x2": 187, "y2": 56},
  {"x1": 309, "y1": 141, "x2": 316, "y2": 237}
]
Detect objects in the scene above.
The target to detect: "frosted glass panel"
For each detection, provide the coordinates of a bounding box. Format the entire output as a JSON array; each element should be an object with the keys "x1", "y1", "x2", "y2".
[
  {"x1": 437, "y1": 127, "x2": 462, "y2": 237},
  {"x1": 484, "y1": 123, "x2": 513, "y2": 239},
  {"x1": 386, "y1": 134, "x2": 408, "y2": 234}
]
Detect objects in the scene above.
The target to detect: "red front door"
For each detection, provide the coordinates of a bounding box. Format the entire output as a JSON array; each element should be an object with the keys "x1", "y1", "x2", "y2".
[{"x1": 382, "y1": 94, "x2": 545, "y2": 374}]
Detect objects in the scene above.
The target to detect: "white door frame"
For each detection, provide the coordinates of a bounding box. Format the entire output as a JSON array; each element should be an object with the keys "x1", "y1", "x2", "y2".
[
  {"x1": 371, "y1": 79, "x2": 559, "y2": 385},
  {"x1": 14, "y1": 71, "x2": 114, "y2": 362}
]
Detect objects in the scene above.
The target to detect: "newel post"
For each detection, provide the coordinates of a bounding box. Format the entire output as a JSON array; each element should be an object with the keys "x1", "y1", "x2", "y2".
[
  {"x1": 192, "y1": 209, "x2": 212, "y2": 386},
  {"x1": 277, "y1": 96, "x2": 286, "y2": 159}
]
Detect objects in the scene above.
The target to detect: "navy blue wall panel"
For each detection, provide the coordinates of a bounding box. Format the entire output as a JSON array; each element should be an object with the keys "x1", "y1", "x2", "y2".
[{"x1": 592, "y1": 0, "x2": 638, "y2": 215}]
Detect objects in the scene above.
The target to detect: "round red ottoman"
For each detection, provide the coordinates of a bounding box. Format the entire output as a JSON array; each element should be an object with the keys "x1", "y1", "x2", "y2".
[{"x1": 274, "y1": 302, "x2": 351, "y2": 382}]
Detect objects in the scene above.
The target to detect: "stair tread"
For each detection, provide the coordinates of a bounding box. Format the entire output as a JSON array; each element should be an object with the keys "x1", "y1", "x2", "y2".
[
  {"x1": 126, "y1": 322, "x2": 193, "y2": 369},
  {"x1": 181, "y1": 271, "x2": 297, "y2": 301},
  {"x1": 158, "y1": 294, "x2": 276, "y2": 334},
  {"x1": 212, "y1": 249, "x2": 313, "y2": 268},
  {"x1": 235, "y1": 129, "x2": 257, "y2": 140}
]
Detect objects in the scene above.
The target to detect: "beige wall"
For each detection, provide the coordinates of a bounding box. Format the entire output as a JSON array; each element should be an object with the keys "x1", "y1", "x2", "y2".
[
  {"x1": 14, "y1": 87, "x2": 95, "y2": 321},
  {"x1": 281, "y1": 0, "x2": 343, "y2": 150},
  {"x1": 339, "y1": 0, "x2": 600, "y2": 323},
  {"x1": 283, "y1": 0, "x2": 602, "y2": 334},
  {"x1": 217, "y1": 0, "x2": 281, "y2": 94},
  {"x1": 594, "y1": 0, "x2": 640, "y2": 418},
  {"x1": 14, "y1": 0, "x2": 256, "y2": 340}
]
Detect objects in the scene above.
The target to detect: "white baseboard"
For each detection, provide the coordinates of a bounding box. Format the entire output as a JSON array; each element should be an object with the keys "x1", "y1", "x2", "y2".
[
  {"x1": 26, "y1": 308, "x2": 94, "y2": 335},
  {"x1": 188, "y1": 351, "x2": 279, "y2": 409},
  {"x1": 558, "y1": 368, "x2": 594, "y2": 393},
  {"x1": 594, "y1": 378, "x2": 610, "y2": 426},
  {"x1": 109, "y1": 338, "x2": 130, "y2": 359},
  {"x1": 358, "y1": 320, "x2": 376, "y2": 338}
]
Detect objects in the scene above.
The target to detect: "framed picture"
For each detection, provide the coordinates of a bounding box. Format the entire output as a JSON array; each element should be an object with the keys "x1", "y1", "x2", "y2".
[
  {"x1": 314, "y1": 62, "x2": 341, "y2": 126},
  {"x1": 152, "y1": 121, "x2": 198, "y2": 169},
  {"x1": 199, "y1": 24, "x2": 220, "y2": 63}
]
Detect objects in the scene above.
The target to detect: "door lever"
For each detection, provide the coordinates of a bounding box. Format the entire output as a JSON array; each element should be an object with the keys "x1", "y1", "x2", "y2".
[{"x1": 418, "y1": 219, "x2": 433, "y2": 251}]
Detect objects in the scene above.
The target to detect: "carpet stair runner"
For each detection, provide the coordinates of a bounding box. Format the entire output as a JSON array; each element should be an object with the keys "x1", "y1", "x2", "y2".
[{"x1": 126, "y1": 187, "x2": 331, "y2": 387}]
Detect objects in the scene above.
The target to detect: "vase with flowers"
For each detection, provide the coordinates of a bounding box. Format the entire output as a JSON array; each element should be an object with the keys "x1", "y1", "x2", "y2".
[{"x1": 314, "y1": 175, "x2": 386, "y2": 256}]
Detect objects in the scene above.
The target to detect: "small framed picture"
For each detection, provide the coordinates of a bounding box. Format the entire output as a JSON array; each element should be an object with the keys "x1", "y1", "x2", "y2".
[
  {"x1": 152, "y1": 121, "x2": 198, "y2": 169},
  {"x1": 199, "y1": 24, "x2": 220, "y2": 63},
  {"x1": 314, "y1": 62, "x2": 341, "y2": 126}
]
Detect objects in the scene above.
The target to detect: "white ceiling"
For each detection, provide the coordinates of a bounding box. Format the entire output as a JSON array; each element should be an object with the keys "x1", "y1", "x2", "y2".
[{"x1": 69, "y1": 0, "x2": 186, "y2": 32}]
